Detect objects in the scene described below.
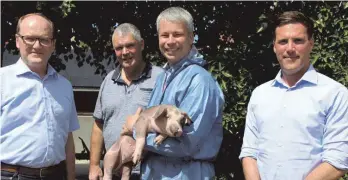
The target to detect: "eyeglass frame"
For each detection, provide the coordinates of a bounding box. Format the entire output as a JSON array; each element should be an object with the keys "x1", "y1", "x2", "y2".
[{"x1": 16, "y1": 33, "x2": 55, "y2": 47}]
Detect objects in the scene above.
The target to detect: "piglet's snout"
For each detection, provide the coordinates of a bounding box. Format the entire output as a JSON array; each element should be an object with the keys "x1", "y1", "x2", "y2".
[{"x1": 174, "y1": 130, "x2": 183, "y2": 137}]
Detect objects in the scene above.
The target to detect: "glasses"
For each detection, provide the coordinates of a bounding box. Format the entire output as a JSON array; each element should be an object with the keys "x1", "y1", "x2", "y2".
[{"x1": 16, "y1": 34, "x2": 54, "y2": 47}]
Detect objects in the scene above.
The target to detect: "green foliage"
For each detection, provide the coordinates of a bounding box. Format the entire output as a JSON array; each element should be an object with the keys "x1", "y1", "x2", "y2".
[{"x1": 1, "y1": 1, "x2": 347, "y2": 179}]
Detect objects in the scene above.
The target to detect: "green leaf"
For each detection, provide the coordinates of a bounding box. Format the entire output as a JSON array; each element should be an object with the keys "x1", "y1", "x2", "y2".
[{"x1": 222, "y1": 71, "x2": 233, "y2": 78}]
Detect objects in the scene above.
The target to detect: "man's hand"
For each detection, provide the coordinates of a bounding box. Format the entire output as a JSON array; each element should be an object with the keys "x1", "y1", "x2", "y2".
[
  {"x1": 125, "y1": 107, "x2": 143, "y2": 131},
  {"x1": 89, "y1": 165, "x2": 103, "y2": 180}
]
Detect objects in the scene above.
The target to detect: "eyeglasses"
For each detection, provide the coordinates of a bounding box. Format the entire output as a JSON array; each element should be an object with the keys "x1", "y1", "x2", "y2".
[{"x1": 16, "y1": 34, "x2": 54, "y2": 47}]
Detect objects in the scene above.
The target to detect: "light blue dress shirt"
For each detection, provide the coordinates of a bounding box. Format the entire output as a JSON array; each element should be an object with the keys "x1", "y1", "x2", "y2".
[
  {"x1": 240, "y1": 65, "x2": 348, "y2": 179},
  {"x1": 0, "y1": 59, "x2": 80, "y2": 168},
  {"x1": 136, "y1": 46, "x2": 225, "y2": 180}
]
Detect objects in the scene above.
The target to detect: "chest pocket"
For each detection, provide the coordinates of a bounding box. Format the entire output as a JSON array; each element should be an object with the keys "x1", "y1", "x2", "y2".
[{"x1": 137, "y1": 87, "x2": 153, "y2": 107}]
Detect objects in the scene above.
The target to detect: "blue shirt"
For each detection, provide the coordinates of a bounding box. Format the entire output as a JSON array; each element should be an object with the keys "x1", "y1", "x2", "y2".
[
  {"x1": 239, "y1": 65, "x2": 348, "y2": 179},
  {"x1": 137, "y1": 47, "x2": 225, "y2": 180},
  {"x1": 0, "y1": 59, "x2": 80, "y2": 168}
]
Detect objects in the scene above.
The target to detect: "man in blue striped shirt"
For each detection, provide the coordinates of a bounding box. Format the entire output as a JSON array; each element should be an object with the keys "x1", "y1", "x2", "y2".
[{"x1": 240, "y1": 11, "x2": 348, "y2": 180}]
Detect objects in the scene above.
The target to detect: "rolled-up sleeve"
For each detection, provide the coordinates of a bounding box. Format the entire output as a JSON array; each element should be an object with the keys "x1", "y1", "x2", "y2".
[
  {"x1": 141, "y1": 73, "x2": 224, "y2": 158},
  {"x1": 322, "y1": 87, "x2": 348, "y2": 170},
  {"x1": 239, "y1": 91, "x2": 259, "y2": 160}
]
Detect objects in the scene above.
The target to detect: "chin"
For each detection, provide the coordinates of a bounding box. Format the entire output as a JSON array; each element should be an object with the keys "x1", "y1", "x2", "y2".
[{"x1": 27, "y1": 58, "x2": 46, "y2": 65}]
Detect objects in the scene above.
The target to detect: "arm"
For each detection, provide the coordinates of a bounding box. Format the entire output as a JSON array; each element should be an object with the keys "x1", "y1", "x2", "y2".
[
  {"x1": 139, "y1": 74, "x2": 224, "y2": 157},
  {"x1": 89, "y1": 121, "x2": 104, "y2": 180},
  {"x1": 89, "y1": 78, "x2": 105, "y2": 180},
  {"x1": 305, "y1": 162, "x2": 347, "y2": 180},
  {"x1": 239, "y1": 91, "x2": 261, "y2": 179},
  {"x1": 242, "y1": 157, "x2": 261, "y2": 180},
  {"x1": 306, "y1": 87, "x2": 348, "y2": 180},
  {"x1": 65, "y1": 132, "x2": 75, "y2": 180}
]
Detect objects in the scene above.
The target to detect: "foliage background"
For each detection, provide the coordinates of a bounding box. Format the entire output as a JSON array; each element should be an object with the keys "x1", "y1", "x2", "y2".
[{"x1": 1, "y1": 1, "x2": 347, "y2": 179}]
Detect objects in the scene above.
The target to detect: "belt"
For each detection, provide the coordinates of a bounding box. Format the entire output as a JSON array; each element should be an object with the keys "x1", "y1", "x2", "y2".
[{"x1": 1, "y1": 161, "x2": 65, "y2": 177}]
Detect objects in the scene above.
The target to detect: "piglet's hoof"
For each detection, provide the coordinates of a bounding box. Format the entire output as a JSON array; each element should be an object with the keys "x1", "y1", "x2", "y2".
[{"x1": 132, "y1": 154, "x2": 141, "y2": 165}]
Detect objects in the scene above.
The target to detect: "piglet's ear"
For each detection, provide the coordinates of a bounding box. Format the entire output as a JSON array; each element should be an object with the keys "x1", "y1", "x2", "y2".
[
  {"x1": 182, "y1": 112, "x2": 192, "y2": 125},
  {"x1": 153, "y1": 106, "x2": 167, "y2": 120}
]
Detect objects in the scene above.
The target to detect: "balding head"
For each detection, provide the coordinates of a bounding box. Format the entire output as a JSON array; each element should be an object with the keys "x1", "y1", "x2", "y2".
[{"x1": 17, "y1": 13, "x2": 55, "y2": 38}]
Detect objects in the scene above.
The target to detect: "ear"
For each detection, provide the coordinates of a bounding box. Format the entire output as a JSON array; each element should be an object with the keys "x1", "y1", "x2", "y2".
[
  {"x1": 309, "y1": 37, "x2": 314, "y2": 51},
  {"x1": 153, "y1": 106, "x2": 167, "y2": 120},
  {"x1": 16, "y1": 35, "x2": 20, "y2": 49},
  {"x1": 182, "y1": 112, "x2": 192, "y2": 125},
  {"x1": 189, "y1": 32, "x2": 194, "y2": 45},
  {"x1": 140, "y1": 39, "x2": 144, "y2": 51}
]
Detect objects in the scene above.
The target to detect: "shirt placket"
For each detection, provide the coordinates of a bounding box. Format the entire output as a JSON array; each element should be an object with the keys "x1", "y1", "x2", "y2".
[{"x1": 42, "y1": 76, "x2": 54, "y2": 164}]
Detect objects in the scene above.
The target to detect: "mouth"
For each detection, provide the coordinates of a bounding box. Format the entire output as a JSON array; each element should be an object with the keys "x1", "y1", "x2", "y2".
[
  {"x1": 122, "y1": 57, "x2": 134, "y2": 62},
  {"x1": 31, "y1": 52, "x2": 43, "y2": 55},
  {"x1": 164, "y1": 48, "x2": 178, "y2": 54},
  {"x1": 283, "y1": 56, "x2": 299, "y2": 60}
]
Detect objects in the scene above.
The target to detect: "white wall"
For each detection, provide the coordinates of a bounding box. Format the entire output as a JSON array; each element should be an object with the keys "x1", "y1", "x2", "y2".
[{"x1": 2, "y1": 50, "x2": 115, "y2": 87}]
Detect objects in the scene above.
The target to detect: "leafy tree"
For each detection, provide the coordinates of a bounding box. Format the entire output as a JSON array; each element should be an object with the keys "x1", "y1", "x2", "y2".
[{"x1": 1, "y1": 1, "x2": 347, "y2": 179}]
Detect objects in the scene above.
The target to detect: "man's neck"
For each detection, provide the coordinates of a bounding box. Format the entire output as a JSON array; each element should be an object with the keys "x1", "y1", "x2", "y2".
[
  {"x1": 281, "y1": 65, "x2": 309, "y2": 88},
  {"x1": 24, "y1": 60, "x2": 48, "y2": 79},
  {"x1": 121, "y1": 61, "x2": 146, "y2": 85}
]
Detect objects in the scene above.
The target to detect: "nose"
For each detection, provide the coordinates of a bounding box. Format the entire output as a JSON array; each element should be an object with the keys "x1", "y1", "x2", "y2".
[
  {"x1": 174, "y1": 130, "x2": 183, "y2": 137},
  {"x1": 168, "y1": 35, "x2": 176, "y2": 44},
  {"x1": 286, "y1": 41, "x2": 295, "y2": 52},
  {"x1": 32, "y1": 39, "x2": 42, "y2": 48},
  {"x1": 122, "y1": 47, "x2": 129, "y2": 55}
]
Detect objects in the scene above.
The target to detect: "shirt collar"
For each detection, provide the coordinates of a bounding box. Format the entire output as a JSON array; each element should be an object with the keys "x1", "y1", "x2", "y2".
[
  {"x1": 15, "y1": 58, "x2": 57, "y2": 78},
  {"x1": 272, "y1": 64, "x2": 318, "y2": 87},
  {"x1": 111, "y1": 61, "x2": 153, "y2": 83}
]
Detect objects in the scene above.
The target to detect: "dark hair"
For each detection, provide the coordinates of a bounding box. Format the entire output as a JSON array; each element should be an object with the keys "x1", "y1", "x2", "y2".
[
  {"x1": 274, "y1": 11, "x2": 314, "y2": 39},
  {"x1": 16, "y1": 13, "x2": 55, "y2": 38}
]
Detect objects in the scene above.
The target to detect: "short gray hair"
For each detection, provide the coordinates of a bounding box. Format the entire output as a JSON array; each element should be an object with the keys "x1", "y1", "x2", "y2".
[
  {"x1": 156, "y1": 7, "x2": 194, "y2": 34},
  {"x1": 112, "y1": 23, "x2": 143, "y2": 47}
]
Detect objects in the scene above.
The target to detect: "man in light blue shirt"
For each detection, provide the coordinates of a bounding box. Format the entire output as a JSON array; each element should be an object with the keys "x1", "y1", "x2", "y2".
[
  {"x1": 127, "y1": 7, "x2": 225, "y2": 180},
  {"x1": 0, "y1": 13, "x2": 80, "y2": 180},
  {"x1": 240, "y1": 11, "x2": 348, "y2": 180}
]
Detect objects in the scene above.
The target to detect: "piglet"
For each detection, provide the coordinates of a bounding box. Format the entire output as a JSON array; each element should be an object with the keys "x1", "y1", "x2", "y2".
[{"x1": 103, "y1": 104, "x2": 192, "y2": 180}]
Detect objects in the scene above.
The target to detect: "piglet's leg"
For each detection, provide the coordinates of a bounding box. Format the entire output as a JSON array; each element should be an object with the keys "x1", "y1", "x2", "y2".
[
  {"x1": 120, "y1": 162, "x2": 132, "y2": 180},
  {"x1": 132, "y1": 137, "x2": 146, "y2": 164},
  {"x1": 154, "y1": 134, "x2": 168, "y2": 145},
  {"x1": 103, "y1": 136, "x2": 135, "y2": 180},
  {"x1": 103, "y1": 139, "x2": 122, "y2": 180}
]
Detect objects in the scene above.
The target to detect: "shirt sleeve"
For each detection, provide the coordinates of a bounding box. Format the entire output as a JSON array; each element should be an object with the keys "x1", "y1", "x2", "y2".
[
  {"x1": 69, "y1": 91, "x2": 80, "y2": 132},
  {"x1": 93, "y1": 78, "x2": 106, "y2": 122},
  {"x1": 322, "y1": 86, "x2": 348, "y2": 170},
  {"x1": 239, "y1": 90, "x2": 259, "y2": 160},
  {"x1": 138, "y1": 73, "x2": 224, "y2": 158}
]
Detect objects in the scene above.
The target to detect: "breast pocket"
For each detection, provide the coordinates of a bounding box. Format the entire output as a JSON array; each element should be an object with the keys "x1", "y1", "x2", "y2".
[
  {"x1": 51, "y1": 96, "x2": 70, "y2": 130},
  {"x1": 137, "y1": 87, "x2": 153, "y2": 107}
]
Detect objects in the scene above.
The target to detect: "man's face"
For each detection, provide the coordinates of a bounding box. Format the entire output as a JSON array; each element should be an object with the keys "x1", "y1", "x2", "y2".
[
  {"x1": 16, "y1": 15, "x2": 55, "y2": 67},
  {"x1": 273, "y1": 23, "x2": 314, "y2": 76},
  {"x1": 158, "y1": 20, "x2": 193, "y2": 65},
  {"x1": 113, "y1": 33, "x2": 144, "y2": 69}
]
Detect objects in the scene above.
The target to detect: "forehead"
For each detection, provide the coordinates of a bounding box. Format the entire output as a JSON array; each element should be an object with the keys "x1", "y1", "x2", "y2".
[
  {"x1": 275, "y1": 23, "x2": 308, "y2": 39},
  {"x1": 113, "y1": 33, "x2": 137, "y2": 46},
  {"x1": 19, "y1": 15, "x2": 53, "y2": 36},
  {"x1": 158, "y1": 20, "x2": 187, "y2": 33}
]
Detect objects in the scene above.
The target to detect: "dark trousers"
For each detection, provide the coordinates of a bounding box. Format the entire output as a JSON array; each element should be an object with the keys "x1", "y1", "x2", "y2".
[{"x1": 1, "y1": 170, "x2": 67, "y2": 180}]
